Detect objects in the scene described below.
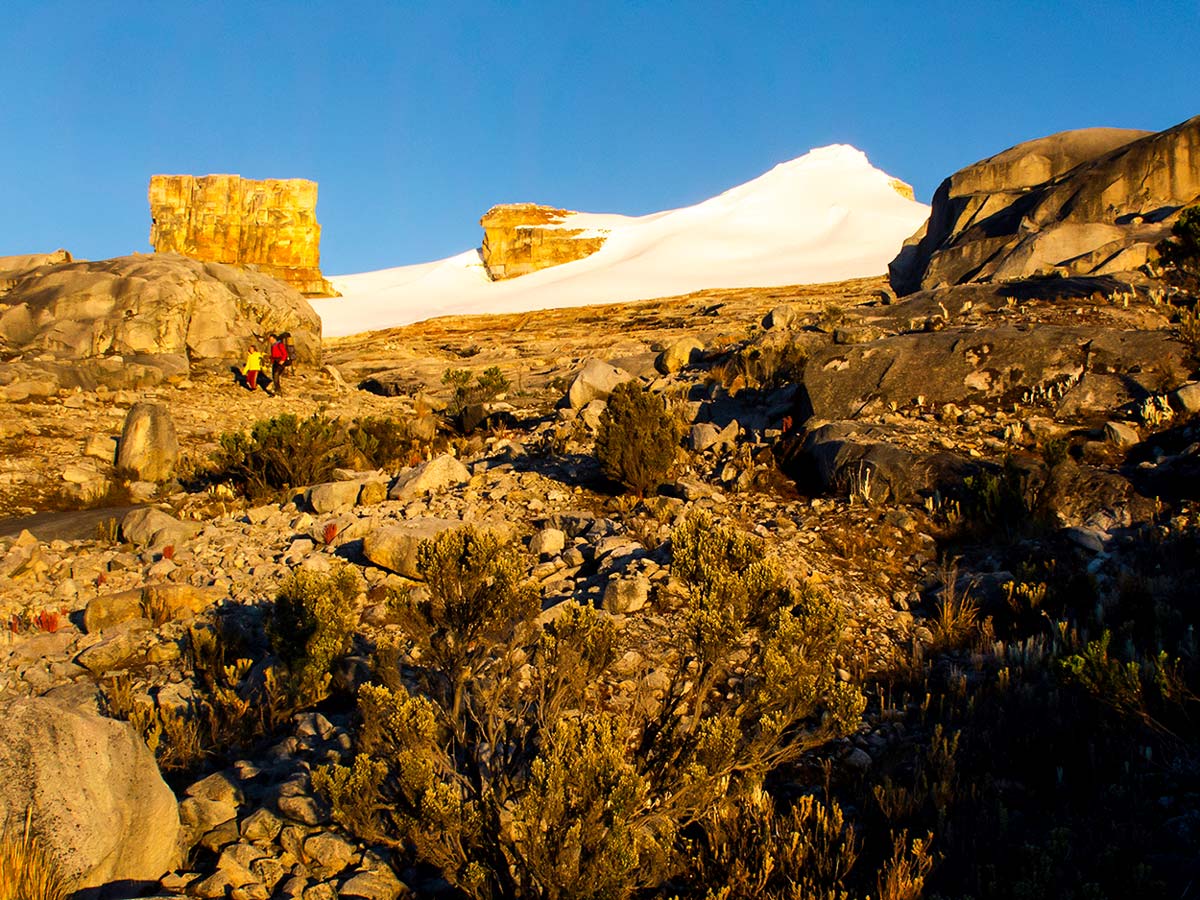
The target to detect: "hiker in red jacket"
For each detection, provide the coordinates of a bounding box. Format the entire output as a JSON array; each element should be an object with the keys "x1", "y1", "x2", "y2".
[{"x1": 269, "y1": 332, "x2": 291, "y2": 397}]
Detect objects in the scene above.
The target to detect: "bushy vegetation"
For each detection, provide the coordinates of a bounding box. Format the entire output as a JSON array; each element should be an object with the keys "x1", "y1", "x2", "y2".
[
  {"x1": 859, "y1": 504, "x2": 1200, "y2": 899},
  {"x1": 595, "y1": 381, "x2": 683, "y2": 496},
  {"x1": 105, "y1": 567, "x2": 361, "y2": 775},
  {"x1": 315, "y1": 517, "x2": 865, "y2": 900},
  {"x1": 442, "y1": 365, "x2": 512, "y2": 431},
  {"x1": 209, "y1": 412, "x2": 428, "y2": 498},
  {"x1": 268, "y1": 566, "x2": 361, "y2": 707},
  {"x1": 708, "y1": 340, "x2": 807, "y2": 394},
  {"x1": 1156, "y1": 205, "x2": 1200, "y2": 354},
  {"x1": 1156, "y1": 204, "x2": 1200, "y2": 295}
]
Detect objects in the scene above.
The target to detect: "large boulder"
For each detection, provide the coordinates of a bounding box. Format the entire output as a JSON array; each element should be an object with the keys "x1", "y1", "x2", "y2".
[
  {"x1": 121, "y1": 507, "x2": 199, "y2": 548},
  {"x1": 890, "y1": 116, "x2": 1200, "y2": 294},
  {"x1": 0, "y1": 697, "x2": 181, "y2": 891},
  {"x1": 117, "y1": 401, "x2": 179, "y2": 481},
  {"x1": 656, "y1": 337, "x2": 704, "y2": 374},
  {"x1": 149, "y1": 174, "x2": 336, "y2": 297},
  {"x1": 0, "y1": 253, "x2": 321, "y2": 364},
  {"x1": 567, "y1": 359, "x2": 635, "y2": 409},
  {"x1": 363, "y1": 518, "x2": 463, "y2": 578},
  {"x1": 307, "y1": 480, "x2": 366, "y2": 514},
  {"x1": 387, "y1": 454, "x2": 471, "y2": 501},
  {"x1": 780, "y1": 422, "x2": 970, "y2": 503}
]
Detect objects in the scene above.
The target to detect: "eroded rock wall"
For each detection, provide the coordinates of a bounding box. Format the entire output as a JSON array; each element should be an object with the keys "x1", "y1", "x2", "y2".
[
  {"x1": 480, "y1": 203, "x2": 607, "y2": 280},
  {"x1": 149, "y1": 175, "x2": 336, "y2": 296}
]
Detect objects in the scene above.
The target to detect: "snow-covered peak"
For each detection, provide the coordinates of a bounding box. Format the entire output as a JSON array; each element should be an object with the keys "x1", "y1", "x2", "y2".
[{"x1": 312, "y1": 147, "x2": 928, "y2": 337}]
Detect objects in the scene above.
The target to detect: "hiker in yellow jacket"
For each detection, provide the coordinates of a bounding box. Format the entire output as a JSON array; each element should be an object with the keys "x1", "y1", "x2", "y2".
[{"x1": 242, "y1": 346, "x2": 265, "y2": 391}]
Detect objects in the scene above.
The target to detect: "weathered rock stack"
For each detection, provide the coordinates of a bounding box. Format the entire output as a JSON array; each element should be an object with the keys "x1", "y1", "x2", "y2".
[
  {"x1": 149, "y1": 175, "x2": 336, "y2": 296},
  {"x1": 480, "y1": 203, "x2": 608, "y2": 280},
  {"x1": 890, "y1": 114, "x2": 1200, "y2": 294}
]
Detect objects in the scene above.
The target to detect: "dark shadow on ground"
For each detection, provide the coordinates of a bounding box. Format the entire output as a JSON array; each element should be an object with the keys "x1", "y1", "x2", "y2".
[{"x1": 0, "y1": 504, "x2": 145, "y2": 541}]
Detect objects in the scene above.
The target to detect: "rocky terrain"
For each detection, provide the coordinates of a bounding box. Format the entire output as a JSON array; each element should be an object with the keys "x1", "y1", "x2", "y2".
[
  {"x1": 0, "y1": 117, "x2": 1197, "y2": 900},
  {"x1": 0, "y1": 265, "x2": 1197, "y2": 897}
]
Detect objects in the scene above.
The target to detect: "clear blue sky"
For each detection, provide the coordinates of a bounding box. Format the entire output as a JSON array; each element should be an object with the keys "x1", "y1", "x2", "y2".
[{"x1": 2, "y1": 1, "x2": 1197, "y2": 274}]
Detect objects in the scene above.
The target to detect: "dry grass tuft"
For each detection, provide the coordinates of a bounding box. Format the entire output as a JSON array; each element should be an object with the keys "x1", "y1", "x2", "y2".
[{"x1": 0, "y1": 807, "x2": 71, "y2": 900}]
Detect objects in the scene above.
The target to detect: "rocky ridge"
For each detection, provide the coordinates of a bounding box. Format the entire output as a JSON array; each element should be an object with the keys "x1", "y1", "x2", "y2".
[{"x1": 0, "y1": 252, "x2": 322, "y2": 401}]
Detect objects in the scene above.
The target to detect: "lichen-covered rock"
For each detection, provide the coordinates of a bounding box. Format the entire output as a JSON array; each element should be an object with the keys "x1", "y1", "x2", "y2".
[
  {"x1": 306, "y1": 480, "x2": 363, "y2": 514},
  {"x1": 799, "y1": 325, "x2": 1191, "y2": 423},
  {"x1": 480, "y1": 203, "x2": 608, "y2": 280},
  {"x1": 387, "y1": 454, "x2": 470, "y2": 501},
  {"x1": 149, "y1": 174, "x2": 335, "y2": 296},
  {"x1": 117, "y1": 401, "x2": 179, "y2": 482},
  {"x1": 656, "y1": 336, "x2": 704, "y2": 374},
  {"x1": 362, "y1": 518, "x2": 462, "y2": 578},
  {"x1": 603, "y1": 574, "x2": 650, "y2": 614},
  {"x1": 0, "y1": 697, "x2": 181, "y2": 891},
  {"x1": 83, "y1": 588, "x2": 145, "y2": 633},
  {"x1": 121, "y1": 507, "x2": 200, "y2": 548}
]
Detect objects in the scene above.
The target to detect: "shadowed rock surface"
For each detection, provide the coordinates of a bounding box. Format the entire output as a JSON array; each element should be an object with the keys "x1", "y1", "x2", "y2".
[{"x1": 890, "y1": 115, "x2": 1200, "y2": 293}]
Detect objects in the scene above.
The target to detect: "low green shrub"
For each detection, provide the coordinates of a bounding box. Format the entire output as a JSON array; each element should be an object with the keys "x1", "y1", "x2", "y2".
[
  {"x1": 269, "y1": 565, "x2": 361, "y2": 706},
  {"x1": 105, "y1": 567, "x2": 361, "y2": 777},
  {"x1": 315, "y1": 520, "x2": 863, "y2": 900},
  {"x1": 595, "y1": 381, "x2": 682, "y2": 496},
  {"x1": 683, "y1": 789, "x2": 861, "y2": 900},
  {"x1": 710, "y1": 340, "x2": 808, "y2": 393},
  {"x1": 1156, "y1": 204, "x2": 1200, "y2": 296},
  {"x1": 212, "y1": 412, "x2": 351, "y2": 497},
  {"x1": 210, "y1": 412, "x2": 431, "y2": 498},
  {"x1": 346, "y1": 416, "x2": 426, "y2": 470},
  {"x1": 443, "y1": 365, "x2": 511, "y2": 430},
  {"x1": 956, "y1": 456, "x2": 1053, "y2": 540}
]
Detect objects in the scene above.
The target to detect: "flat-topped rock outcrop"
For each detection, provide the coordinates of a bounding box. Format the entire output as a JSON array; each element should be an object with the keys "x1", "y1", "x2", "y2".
[
  {"x1": 480, "y1": 202, "x2": 608, "y2": 280},
  {"x1": 890, "y1": 115, "x2": 1200, "y2": 293},
  {"x1": 149, "y1": 174, "x2": 336, "y2": 296}
]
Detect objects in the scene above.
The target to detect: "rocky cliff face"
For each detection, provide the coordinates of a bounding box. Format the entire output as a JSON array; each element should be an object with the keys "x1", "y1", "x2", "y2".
[
  {"x1": 480, "y1": 203, "x2": 608, "y2": 280},
  {"x1": 149, "y1": 175, "x2": 336, "y2": 296},
  {"x1": 890, "y1": 116, "x2": 1200, "y2": 294}
]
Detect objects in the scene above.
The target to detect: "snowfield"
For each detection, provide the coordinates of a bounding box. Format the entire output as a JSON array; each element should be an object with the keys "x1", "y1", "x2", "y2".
[{"x1": 312, "y1": 145, "x2": 930, "y2": 337}]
